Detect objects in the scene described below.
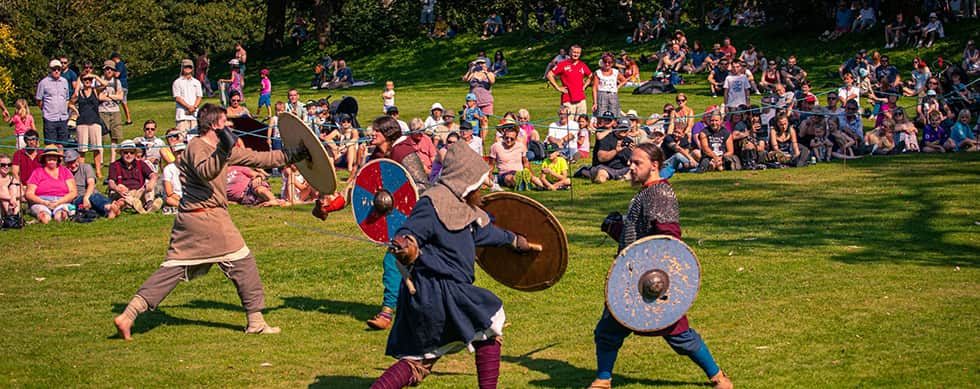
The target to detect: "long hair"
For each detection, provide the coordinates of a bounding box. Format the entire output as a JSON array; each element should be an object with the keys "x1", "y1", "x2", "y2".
[
  {"x1": 634, "y1": 142, "x2": 664, "y2": 166},
  {"x1": 197, "y1": 103, "x2": 226, "y2": 134}
]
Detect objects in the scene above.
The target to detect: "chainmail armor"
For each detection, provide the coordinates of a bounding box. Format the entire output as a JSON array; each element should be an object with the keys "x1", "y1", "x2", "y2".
[{"x1": 619, "y1": 181, "x2": 680, "y2": 251}]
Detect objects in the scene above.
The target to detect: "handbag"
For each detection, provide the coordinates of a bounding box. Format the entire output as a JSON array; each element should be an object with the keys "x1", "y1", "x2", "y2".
[{"x1": 2, "y1": 214, "x2": 23, "y2": 229}]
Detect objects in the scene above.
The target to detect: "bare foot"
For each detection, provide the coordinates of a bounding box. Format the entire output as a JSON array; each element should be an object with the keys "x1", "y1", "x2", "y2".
[{"x1": 113, "y1": 315, "x2": 133, "y2": 340}]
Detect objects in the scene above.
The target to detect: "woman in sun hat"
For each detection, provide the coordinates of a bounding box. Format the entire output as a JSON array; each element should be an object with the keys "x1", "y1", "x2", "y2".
[{"x1": 24, "y1": 145, "x2": 77, "y2": 224}]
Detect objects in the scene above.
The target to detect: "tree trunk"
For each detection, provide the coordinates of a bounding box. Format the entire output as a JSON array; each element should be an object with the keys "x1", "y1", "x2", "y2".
[
  {"x1": 314, "y1": 0, "x2": 341, "y2": 48},
  {"x1": 263, "y1": 0, "x2": 287, "y2": 50}
]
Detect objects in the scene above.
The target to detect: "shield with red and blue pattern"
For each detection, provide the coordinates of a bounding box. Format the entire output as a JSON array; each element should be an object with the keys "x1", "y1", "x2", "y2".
[{"x1": 351, "y1": 158, "x2": 419, "y2": 243}]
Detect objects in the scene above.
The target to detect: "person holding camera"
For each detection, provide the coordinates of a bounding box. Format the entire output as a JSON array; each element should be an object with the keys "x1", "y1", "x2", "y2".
[
  {"x1": 575, "y1": 113, "x2": 631, "y2": 183},
  {"x1": 463, "y1": 58, "x2": 496, "y2": 115}
]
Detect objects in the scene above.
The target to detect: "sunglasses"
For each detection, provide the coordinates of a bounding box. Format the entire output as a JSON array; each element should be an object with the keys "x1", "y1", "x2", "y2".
[
  {"x1": 0, "y1": 163, "x2": 11, "y2": 167},
  {"x1": 144, "y1": 127, "x2": 156, "y2": 131},
  {"x1": 166, "y1": 134, "x2": 181, "y2": 138},
  {"x1": 503, "y1": 136, "x2": 516, "y2": 141},
  {"x1": 26, "y1": 137, "x2": 39, "y2": 141},
  {"x1": 50, "y1": 67, "x2": 62, "y2": 71},
  {"x1": 231, "y1": 99, "x2": 241, "y2": 102},
  {"x1": 121, "y1": 151, "x2": 136, "y2": 155},
  {"x1": 676, "y1": 99, "x2": 686, "y2": 102}
]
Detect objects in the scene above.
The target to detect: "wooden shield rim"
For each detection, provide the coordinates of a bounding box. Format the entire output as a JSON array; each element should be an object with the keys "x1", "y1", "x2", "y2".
[
  {"x1": 604, "y1": 235, "x2": 702, "y2": 332},
  {"x1": 475, "y1": 192, "x2": 568, "y2": 292},
  {"x1": 350, "y1": 158, "x2": 419, "y2": 243},
  {"x1": 277, "y1": 112, "x2": 337, "y2": 194}
]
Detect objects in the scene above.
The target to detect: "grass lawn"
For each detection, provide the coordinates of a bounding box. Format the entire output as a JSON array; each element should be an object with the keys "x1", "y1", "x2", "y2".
[{"x1": 1, "y1": 23, "x2": 979, "y2": 388}]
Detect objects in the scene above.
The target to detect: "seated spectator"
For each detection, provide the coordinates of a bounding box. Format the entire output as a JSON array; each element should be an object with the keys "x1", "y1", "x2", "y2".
[
  {"x1": 632, "y1": 17, "x2": 654, "y2": 44},
  {"x1": 884, "y1": 13, "x2": 908, "y2": 48},
  {"x1": 892, "y1": 108, "x2": 920, "y2": 152},
  {"x1": 547, "y1": 107, "x2": 580, "y2": 160},
  {"x1": 947, "y1": 73, "x2": 977, "y2": 114},
  {"x1": 872, "y1": 55, "x2": 899, "y2": 90},
  {"x1": 532, "y1": 143, "x2": 571, "y2": 191},
  {"x1": 226, "y1": 165, "x2": 281, "y2": 207},
  {"x1": 949, "y1": 109, "x2": 979, "y2": 152},
  {"x1": 650, "y1": 11, "x2": 668, "y2": 40},
  {"x1": 311, "y1": 56, "x2": 333, "y2": 89},
  {"x1": 488, "y1": 123, "x2": 529, "y2": 189},
  {"x1": 108, "y1": 140, "x2": 161, "y2": 214},
  {"x1": 552, "y1": 5, "x2": 570, "y2": 30},
  {"x1": 768, "y1": 113, "x2": 809, "y2": 167},
  {"x1": 698, "y1": 111, "x2": 740, "y2": 171},
  {"x1": 161, "y1": 142, "x2": 185, "y2": 214},
  {"x1": 708, "y1": 58, "x2": 730, "y2": 98},
  {"x1": 734, "y1": 3, "x2": 765, "y2": 27},
  {"x1": 865, "y1": 119, "x2": 897, "y2": 155},
  {"x1": 430, "y1": 16, "x2": 450, "y2": 38},
  {"x1": 918, "y1": 12, "x2": 944, "y2": 48},
  {"x1": 809, "y1": 121, "x2": 835, "y2": 162},
  {"x1": 964, "y1": 41, "x2": 980, "y2": 77},
  {"x1": 851, "y1": 1, "x2": 876, "y2": 32},
  {"x1": 290, "y1": 16, "x2": 309, "y2": 46},
  {"x1": 706, "y1": 1, "x2": 731, "y2": 31},
  {"x1": 64, "y1": 149, "x2": 117, "y2": 219},
  {"x1": 660, "y1": 123, "x2": 698, "y2": 176},
  {"x1": 482, "y1": 12, "x2": 504, "y2": 39},
  {"x1": 821, "y1": 2, "x2": 854, "y2": 41},
  {"x1": 684, "y1": 41, "x2": 710, "y2": 74},
  {"x1": 458, "y1": 120, "x2": 483, "y2": 156},
  {"x1": 12, "y1": 130, "x2": 41, "y2": 185},
  {"x1": 781, "y1": 56, "x2": 807, "y2": 91},
  {"x1": 491, "y1": 51, "x2": 508, "y2": 76},
  {"x1": 0, "y1": 154, "x2": 22, "y2": 222},
  {"x1": 135, "y1": 120, "x2": 166, "y2": 172},
  {"x1": 322, "y1": 114, "x2": 360, "y2": 172},
  {"x1": 729, "y1": 106, "x2": 763, "y2": 169},
  {"x1": 739, "y1": 44, "x2": 761, "y2": 74},
  {"x1": 225, "y1": 91, "x2": 251, "y2": 118},
  {"x1": 25, "y1": 146, "x2": 77, "y2": 224},
  {"x1": 657, "y1": 43, "x2": 686, "y2": 72},
  {"x1": 574, "y1": 115, "x2": 631, "y2": 183},
  {"x1": 542, "y1": 48, "x2": 568, "y2": 79},
  {"x1": 827, "y1": 116, "x2": 859, "y2": 158},
  {"x1": 324, "y1": 59, "x2": 353, "y2": 89},
  {"x1": 392, "y1": 118, "x2": 438, "y2": 175},
  {"x1": 160, "y1": 128, "x2": 185, "y2": 165},
  {"x1": 839, "y1": 99, "x2": 866, "y2": 144},
  {"x1": 719, "y1": 37, "x2": 737, "y2": 59},
  {"x1": 759, "y1": 61, "x2": 781, "y2": 92},
  {"x1": 618, "y1": 52, "x2": 641, "y2": 85}
]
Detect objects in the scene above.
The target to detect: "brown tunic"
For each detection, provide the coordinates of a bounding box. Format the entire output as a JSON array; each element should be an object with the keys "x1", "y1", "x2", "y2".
[{"x1": 162, "y1": 136, "x2": 285, "y2": 265}]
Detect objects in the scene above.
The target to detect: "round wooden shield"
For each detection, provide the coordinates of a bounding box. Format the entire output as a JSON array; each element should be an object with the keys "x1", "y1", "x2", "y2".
[
  {"x1": 351, "y1": 159, "x2": 419, "y2": 243},
  {"x1": 278, "y1": 112, "x2": 337, "y2": 194},
  {"x1": 605, "y1": 235, "x2": 701, "y2": 332},
  {"x1": 475, "y1": 192, "x2": 568, "y2": 292}
]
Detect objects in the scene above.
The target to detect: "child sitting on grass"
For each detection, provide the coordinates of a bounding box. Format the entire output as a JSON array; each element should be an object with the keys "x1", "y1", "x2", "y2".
[{"x1": 531, "y1": 143, "x2": 571, "y2": 190}]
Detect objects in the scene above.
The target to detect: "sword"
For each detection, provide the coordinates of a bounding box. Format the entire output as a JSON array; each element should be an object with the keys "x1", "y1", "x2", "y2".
[{"x1": 284, "y1": 221, "x2": 417, "y2": 295}]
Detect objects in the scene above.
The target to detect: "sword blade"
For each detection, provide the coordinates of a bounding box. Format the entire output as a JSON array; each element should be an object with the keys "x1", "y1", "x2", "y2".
[{"x1": 284, "y1": 221, "x2": 394, "y2": 249}]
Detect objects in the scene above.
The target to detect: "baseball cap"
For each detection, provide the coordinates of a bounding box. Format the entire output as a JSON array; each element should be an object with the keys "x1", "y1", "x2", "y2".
[
  {"x1": 48, "y1": 59, "x2": 63, "y2": 68},
  {"x1": 63, "y1": 149, "x2": 80, "y2": 162},
  {"x1": 430, "y1": 102, "x2": 444, "y2": 111},
  {"x1": 465, "y1": 93, "x2": 477, "y2": 101},
  {"x1": 119, "y1": 140, "x2": 138, "y2": 150},
  {"x1": 172, "y1": 143, "x2": 187, "y2": 152},
  {"x1": 103, "y1": 60, "x2": 116, "y2": 69},
  {"x1": 929, "y1": 12, "x2": 938, "y2": 18},
  {"x1": 598, "y1": 111, "x2": 616, "y2": 119},
  {"x1": 544, "y1": 143, "x2": 559, "y2": 154},
  {"x1": 180, "y1": 59, "x2": 194, "y2": 68},
  {"x1": 459, "y1": 120, "x2": 473, "y2": 131},
  {"x1": 110, "y1": 52, "x2": 120, "y2": 59},
  {"x1": 386, "y1": 106, "x2": 399, "y2": 114}
]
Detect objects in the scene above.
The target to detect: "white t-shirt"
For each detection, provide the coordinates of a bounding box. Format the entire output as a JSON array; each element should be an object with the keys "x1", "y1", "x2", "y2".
[
  {"x1": 383, "y1": 90, "x2": 395, "y2": 110},
  {"x1": 837, "y1": 85, "x2": 860, "y2": 107},
  {"x1": 596, "y1": 69, "x2": 620, "y2": 93},
  {"x1": 723, "y1": 74, "x2": 750, "y2": 108},
  {"x1": 163, "y1": 163, "x2": 182, "y2": 197},
  {"x1": 423, "y1": 116, "x2": 442, "y2": 134},
  {"x1": 577, "y1": 127, "x2": 591, "y2": 155},
  {"x1": 547, "y1": 120, "x2": 580, "y2": 155},
  {"x1": 467, "y1": 135, "x2": 484, "y2": 156},
  {"x1": 135, "y1": 136, "x2": 166, "y2": 166},
  {"x1": 173, "y1": 76, "x2": 203, "y2": 121}
]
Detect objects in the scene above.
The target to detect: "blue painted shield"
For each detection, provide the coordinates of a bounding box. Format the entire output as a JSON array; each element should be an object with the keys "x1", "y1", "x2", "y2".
[
  {"x1": 605, "y1": 235, "x2": 701, "y2": 332},
  {"x1": 351, "y1": 159, "x2": 418, "y2": 243}
]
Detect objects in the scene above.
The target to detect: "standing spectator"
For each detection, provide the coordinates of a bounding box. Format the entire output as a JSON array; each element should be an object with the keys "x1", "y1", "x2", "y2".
[
  {"x1": 547, "y1": 106, "x2": 580, "y2": 160},
  {"x1": 234, "y1": 43, "x2": 248, "y2": 85},
  {"x1": 110, "y1": 53, "x2": 133, "y2": 125},
  {"x1": 7, "y1": 98, "x2": 36, "y2": 150},
  {"x1": 59, "y1": 56, "x2": 79, "y2": 98},
  {"x1": 723, "y1": 61, "x2": 750, "y2": 112},
  {"x1": 285, "y1": 89, "x2": 306, "y2": 121},
  {"x1": 65, "y1": 149, "x2": 117, "y2": 219},
  {"x1": 463, "y1": 58, "x2": 495, "y2": 115},
  {"x1": 575, "y1": 114, "x2": 592, "y2": 159},
  {"x1": 547, "y1": 45, "x2": 592, "y2": 116},
  {"x1": 12, "y1": 130, "x2": 41, "y2": 184},
  {"x1": 196, "y1": 49, "x2": 214, "y2": 97},
  {"x1": 135, "y1": 120, "x2": 166, "y2": 172},
  {"x1": 591, "y1": 53, "x2": 626, "y2": 117},
  {"x1": 173, "y1": 59, "x2": 203, "y2": 133},
  {"x1": 108, "y1": 140, "x2": 161, "y2": 214},
  {"x1": 25, "y1": 145, "x2": 77, "y2": 224},
  {"x1": 462, "y1": 93, "x2": 488, "y2": 137},
  {"x1": 257, "y1": 69, "x2": 272, "y2": 119},
  {"x1": 382, "y1": 80, "x2": 396, "y2": 114},
  {"x1": 698, "y1": 111, "x2": 739, "y2": 171},
  {"x1": 68, "y1": 74, "x2": 105, "y2": 177},
  {"x1": 99, "y1": 60, "x2": 125, "y2": 162},
  {"x1": 0, "y1": 154, "x2": 21, "y2": 222},
  {"x1": 420, "y1": 0, "x2": 436, "y2": 27},
  {"x1": 219, "y1": 59, "x2": 244, "y2": 103},
  {"x1": 35, "y1": 59, "x2": 71, "y2": 146},
  {"x1": 542, "y1": 48, "x2": 568, "y2": 79},
  {"x1": 884, "y1": 13, "x2": 908, "y2": 48}
]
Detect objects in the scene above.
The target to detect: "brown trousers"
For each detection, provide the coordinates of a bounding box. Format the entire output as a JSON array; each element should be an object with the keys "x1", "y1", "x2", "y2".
[{"x1": 136, "y1": 254, "x2": 266, "y2": 313}]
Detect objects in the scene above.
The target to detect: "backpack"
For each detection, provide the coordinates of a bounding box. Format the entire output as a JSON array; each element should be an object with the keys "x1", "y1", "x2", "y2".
[
  {"x1": 2, "y1": 214, "x2": 23, "y2": 229},
  {"x1": 633, "y1": 80, "x2": 676, "y2": 95},
  {"x1": 527, "y1": 140, "x2": 546, "y2": 161},
  {"x1": 72, "y1": 208, "x2": 99, "y2": 223}
]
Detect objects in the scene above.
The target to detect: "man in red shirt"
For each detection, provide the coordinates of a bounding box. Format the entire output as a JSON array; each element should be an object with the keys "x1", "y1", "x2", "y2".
[
  {"x1": 108, "y1": 140, "x2": 161, "y2": 214},
  {"x1": 719, "y1": 37, "x2": 737, "y2": 59},
  {"x1": 12, "y1": 130, "x2": 41, "y2": 184},
  {"x1": 547, "y1": 44, "x2": 593, "y2": 116}
]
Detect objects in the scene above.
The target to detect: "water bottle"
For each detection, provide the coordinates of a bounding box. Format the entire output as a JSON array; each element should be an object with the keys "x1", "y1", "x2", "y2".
[{"x1": 809, "y1": 156, "x2": 817, "y2": 165}]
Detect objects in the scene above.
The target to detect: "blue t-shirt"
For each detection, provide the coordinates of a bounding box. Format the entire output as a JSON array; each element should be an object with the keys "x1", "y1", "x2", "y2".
[
  {"x1": 115, "y1": 60, "x2": 129, "y2": 88},
  {"x1": 836, "y1": 8, "x2": 854, "y2": 28},
  {"x1": 950, "y1": 122, "x2": 975, "y2": 150},
  {"x1": 463, "y1": 107, "x2": 486, "y2": 135},
  {"x1": 690, "y1": 51, "x2": 708, "y2": 68},
  {"x1": 62, "y1": 68, "x2": 78, "y2": 97}
]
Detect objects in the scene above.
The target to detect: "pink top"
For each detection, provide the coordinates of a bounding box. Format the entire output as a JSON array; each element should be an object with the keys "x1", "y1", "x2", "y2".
[
  {"x1": 11, "y1": 114, "x2": 34, "y2": 135},
  {"x1": 489, "y1": 142, "x2": 527, "y2": 173},
  {"x1": 226, "y1": 165, "x2": 253, "y2": 199},
  {"x1": 520, "y1": 124, "x2": 535, "y2": 145},
  {"x1": 260, "y1": 77, "x2": 271, "y2": 94},
  {"x1": 27, "y1": 166, "x2": 73, "y2": 197}
]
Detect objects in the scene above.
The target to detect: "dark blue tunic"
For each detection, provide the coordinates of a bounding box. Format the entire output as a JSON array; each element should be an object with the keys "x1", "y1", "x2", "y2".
[{"x1": 386, "y1": 197, "x2": 515, "y2": 358}]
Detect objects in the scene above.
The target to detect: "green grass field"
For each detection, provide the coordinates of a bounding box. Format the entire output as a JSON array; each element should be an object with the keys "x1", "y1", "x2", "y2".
[{"x1": 1, "y1": 23, "x2": 979, "y2": 388}]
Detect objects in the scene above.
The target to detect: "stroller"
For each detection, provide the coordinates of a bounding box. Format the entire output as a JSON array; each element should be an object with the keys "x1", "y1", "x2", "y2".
[{"x1": 328, "y1": 95, "x2": 360, "y2": 130}]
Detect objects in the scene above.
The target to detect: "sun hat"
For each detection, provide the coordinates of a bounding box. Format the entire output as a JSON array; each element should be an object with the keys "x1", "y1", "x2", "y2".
[
  {"x1": 103, "y1": 60, "x2": 116, "y2": 69},
  {"x1": 40, "y1": 145, "x2": 64, "y2": 159},
  {"x1": 180, "y1": 59, "x2": 194, "y2": 68},
  {"x1": 626, "y1": 109, "x2": 639, "y2": 119},
  {"x1": 119, "y1": 139, "x2": 138, "y2": 150},
  {"x1": 544, "y1": 143, "x2": 559, "y2": 154},
  {"x1": 48, "y1": 59, "x2": 63, "y2": 68},
  {"x1": 430, "y1": 102, "x2": 445, "y2": 111}
]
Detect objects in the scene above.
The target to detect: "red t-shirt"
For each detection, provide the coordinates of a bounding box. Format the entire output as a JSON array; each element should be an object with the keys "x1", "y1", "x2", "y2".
[
  {"x1": 108, "y1": 159, "x2": 154, "y2": 190},
  {"x1": 720, "y1": 45, "x2": 737, "y2": 59},
  {"x1": 390, "y1": 134, "x2": 437, "y2": 170},
  {"x1": 12, "y1": 149, "x2": 40, "y2": 184},
  {"x1": 552, "y1": 59, "x2": 592, "y2": 104}
]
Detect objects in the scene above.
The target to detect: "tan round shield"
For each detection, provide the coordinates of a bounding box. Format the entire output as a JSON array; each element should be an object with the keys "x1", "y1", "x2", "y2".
[
  {"x1": 278, "y1": 112, "x2": 337, "y2": 194},
  {"x1": 475, "y1": 192, "x2": 568, "y2": 291}
]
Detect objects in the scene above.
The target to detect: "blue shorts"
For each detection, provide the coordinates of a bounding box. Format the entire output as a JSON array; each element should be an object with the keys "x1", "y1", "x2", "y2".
[{"x1": 258, "y1": 93, "x2": 271, "y2": 108}]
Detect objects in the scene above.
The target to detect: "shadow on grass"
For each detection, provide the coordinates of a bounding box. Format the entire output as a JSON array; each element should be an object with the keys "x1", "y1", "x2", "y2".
[
  {"x1": 308, "y1": 375, "x2": 375, "y2": 388},
  {"x1": 502, "y1": 344, "x2": 702, "y2": 388},
  {"x1": 107, "y1": 303, "x2": 242, "y2": 339},
  {"x1": 169, "y1": 297, "x2": 378, "y2": 322}
]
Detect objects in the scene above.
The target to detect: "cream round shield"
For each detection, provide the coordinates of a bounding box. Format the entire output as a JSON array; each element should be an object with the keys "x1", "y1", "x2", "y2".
[
  {"x1": 277, "y1": 112, "x2": 337, "y2": 194},
  {"x1": 605, "y1": 235, "x2": 701, "y2": 332}
]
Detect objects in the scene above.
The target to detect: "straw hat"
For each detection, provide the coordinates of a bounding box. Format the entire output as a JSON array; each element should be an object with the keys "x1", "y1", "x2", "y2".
[{"x1": 39, "y1": 145, "x2": 64, "y2": 161}]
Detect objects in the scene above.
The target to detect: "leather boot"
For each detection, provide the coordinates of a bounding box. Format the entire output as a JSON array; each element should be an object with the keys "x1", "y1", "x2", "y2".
[{"x1": 366, "y1": 306, "x2": 394, "y2": 330}]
